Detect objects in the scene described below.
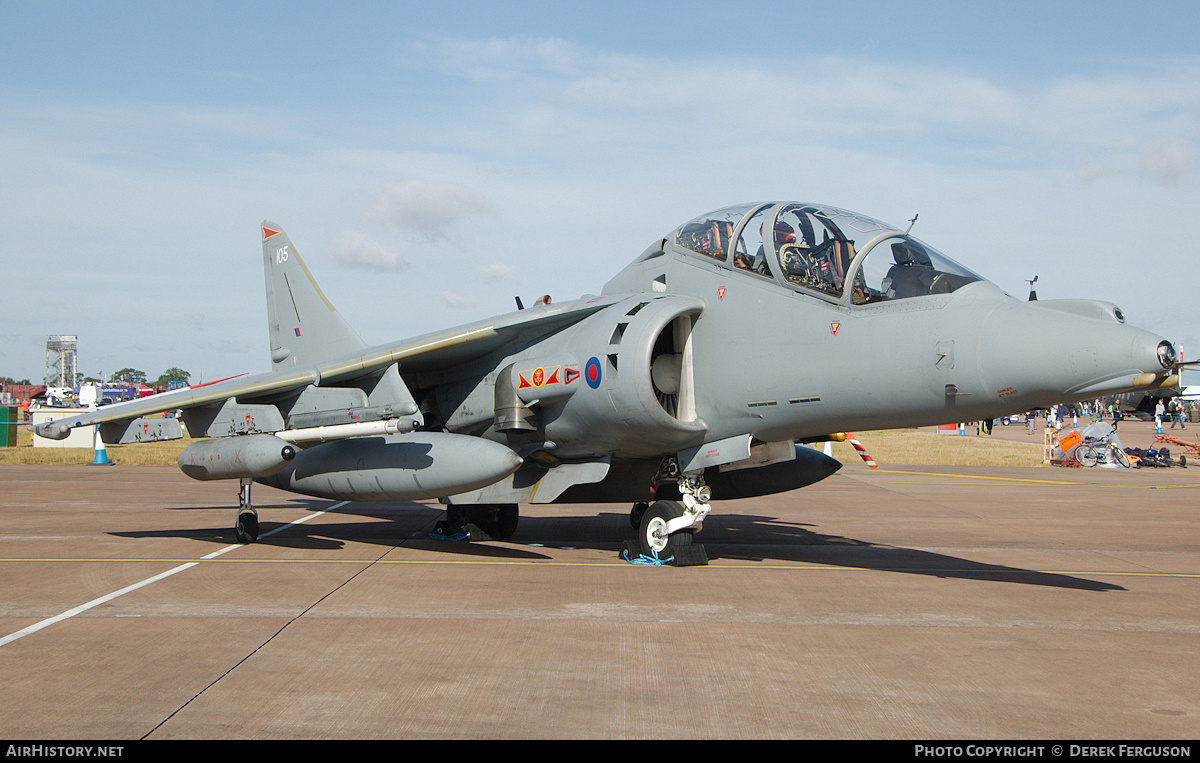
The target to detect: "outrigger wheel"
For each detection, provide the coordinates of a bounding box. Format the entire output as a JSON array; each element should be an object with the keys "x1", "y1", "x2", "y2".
[{"x1": 235, "y1": 478, "x2": 259, "y2": 544}]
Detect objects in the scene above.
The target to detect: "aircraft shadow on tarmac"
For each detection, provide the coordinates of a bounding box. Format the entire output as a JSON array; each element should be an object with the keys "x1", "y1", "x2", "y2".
[
  {"x1": 697, "y1": 512, "x2": 1125, "y2": 592},
  {"x1": 118, "y1": 499, "x2": 554, "y2": 561},
  {"x1": 115, "y1": 499, "x2": 1125, "y2": 591}
]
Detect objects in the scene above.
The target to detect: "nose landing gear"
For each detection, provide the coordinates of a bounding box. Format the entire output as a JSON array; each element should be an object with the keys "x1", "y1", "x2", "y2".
[{"x1": 625, "y1": 471, "x2": 710, "y2": 566}]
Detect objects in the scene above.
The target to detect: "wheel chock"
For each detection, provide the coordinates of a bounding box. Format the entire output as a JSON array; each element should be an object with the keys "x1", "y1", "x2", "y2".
[{"x1": 670, "y1": 543, "x2": 708, "y2": 567}]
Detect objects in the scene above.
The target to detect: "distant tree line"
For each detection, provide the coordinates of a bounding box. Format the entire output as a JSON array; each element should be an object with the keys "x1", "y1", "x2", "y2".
[
  {"x1": 5, "y1": 368, "x2": 190, "y2": 388},
  {"x1": 106, "y1": 368, "x2": 192, "y2": 387}
]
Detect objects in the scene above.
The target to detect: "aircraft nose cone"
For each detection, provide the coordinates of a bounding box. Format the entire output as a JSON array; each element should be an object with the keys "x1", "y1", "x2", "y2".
[
  {"x1": 979, "y1": 300, "x2": 1175, "y2": 406},
  {"x1": 1129, "y1": 338, "x2": 1181, "y2": 389},
  {"x1": 1118, "y1": 330, "x2": 1174, "y2": 377},
  {"x1": 1156, "y1": 340, "x2": 1179, "y2": 370}
]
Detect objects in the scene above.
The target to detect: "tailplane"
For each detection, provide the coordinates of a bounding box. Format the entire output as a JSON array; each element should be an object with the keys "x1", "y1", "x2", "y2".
[{"x1": 261, "y1": 222, "x2": 366, "y2": 368}]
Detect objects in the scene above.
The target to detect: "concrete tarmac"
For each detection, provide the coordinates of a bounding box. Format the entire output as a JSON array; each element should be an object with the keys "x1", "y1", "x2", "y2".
[{"x1": 1, "y1": 426, "x2": 1197, "y2": 739}]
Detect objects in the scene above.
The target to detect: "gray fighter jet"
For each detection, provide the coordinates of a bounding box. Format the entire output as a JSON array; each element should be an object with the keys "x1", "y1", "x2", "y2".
[{"x1": 35, "y1": 202, "x2": 1183, "y2": 563}]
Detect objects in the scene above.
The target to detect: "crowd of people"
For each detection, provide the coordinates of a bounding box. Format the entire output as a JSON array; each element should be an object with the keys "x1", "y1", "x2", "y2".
[{"x1": 1039, "y1": 397, "x2": 1194, "y2": 432}]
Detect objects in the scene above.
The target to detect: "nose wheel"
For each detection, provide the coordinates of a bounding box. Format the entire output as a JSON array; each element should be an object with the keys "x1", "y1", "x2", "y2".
[
  {"x1": 626, "y1": 470, "x2": 710, "y2": 565},
  {"x1": 637, "y1": 500, "x2": 693, "y2": 557}
]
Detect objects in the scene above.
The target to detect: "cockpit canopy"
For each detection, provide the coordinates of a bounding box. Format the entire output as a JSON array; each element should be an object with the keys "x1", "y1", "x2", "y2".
[{"x1": 670, "y1": 202, "x2": 984, "y2": 304}]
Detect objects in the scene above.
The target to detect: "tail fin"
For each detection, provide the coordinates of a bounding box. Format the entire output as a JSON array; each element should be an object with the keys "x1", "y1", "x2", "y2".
[{"x1": 262, "y1": 222, "x2": 366, "y2": 368}]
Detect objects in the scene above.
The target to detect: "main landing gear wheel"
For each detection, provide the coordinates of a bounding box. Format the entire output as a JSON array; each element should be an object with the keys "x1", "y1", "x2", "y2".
[
  {"x1": 469, "y1": 503, "x2": 519, "y2": 541},
  {"x1": 434, "y1": 504, "x2": 519, "y2": 541},
  {"x1": 235, "y1": 478, "x2": 259, "y2": 544},
  {"x1": 638, "y1": 500, "x2": 693, "y2": 558},
  {"x1": 630, "y1": 502, "x2": 650, "y2": 529},
  {"x1": 432, "y1": 504, "x2": 469, "y2": 540}
]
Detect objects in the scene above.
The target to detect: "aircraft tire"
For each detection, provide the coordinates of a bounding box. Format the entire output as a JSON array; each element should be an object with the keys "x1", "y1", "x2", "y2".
[
  {"x1": 235, "y1": 512, "x2": 259, "y2": 544},
  {"x1": 638, "y1": 500, "x2": 693, "y2": 558},
  {"x1": 467, "y1": 504, "x2": 519, "y2": 541},
  {"x1": 493, "y1": 504, "x2": 519, "y2": 540},
  {"x1": 630, "y1": 502, "x2": 649, "y2": 529}
]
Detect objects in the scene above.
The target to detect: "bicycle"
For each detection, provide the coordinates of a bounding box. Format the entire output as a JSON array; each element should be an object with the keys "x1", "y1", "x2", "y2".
[{"x1": 1075, "y1": 435, "x2": 1131, "y2": 468}]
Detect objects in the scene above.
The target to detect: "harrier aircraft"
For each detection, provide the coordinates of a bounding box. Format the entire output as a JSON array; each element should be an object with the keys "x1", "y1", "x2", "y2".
[{"x1": 35, "y1": 202, "x2": 1184, "y2": 563}]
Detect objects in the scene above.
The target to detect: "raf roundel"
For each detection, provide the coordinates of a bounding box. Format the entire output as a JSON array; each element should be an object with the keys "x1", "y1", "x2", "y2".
[{"x1": 585, "y1": 357, "x2": 602, "y2": 389}]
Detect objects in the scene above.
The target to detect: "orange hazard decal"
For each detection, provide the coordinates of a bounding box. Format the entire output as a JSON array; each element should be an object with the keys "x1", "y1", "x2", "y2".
[{"x1": 830, "y1": 321, "x2": 841, "y2": 335}]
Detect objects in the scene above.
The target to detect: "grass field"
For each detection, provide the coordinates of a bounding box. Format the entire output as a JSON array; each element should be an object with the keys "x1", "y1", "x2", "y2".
[
  {"x1": 0, "y1": 434, "x2": 196, "y2": 466},
  {"x1": 825, "y1": 428, "x2": 1042, "y2": 467},
  {"x1": 0, "y1": 428, "x2": 1044, "y2": 468}
]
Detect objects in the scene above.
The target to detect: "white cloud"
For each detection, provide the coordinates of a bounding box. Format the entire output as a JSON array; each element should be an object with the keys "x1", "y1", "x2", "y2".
[
  {"x1": 376, "y1": 180, "x2": 494, "y2": 241},
  {"x1": 403, "y1": 35, "x2": 585, "y2": 82},
  {"x1": 440, "y1": 291, "x2": 477, "y2": 309},
  {"x1": 332, "y1": 231, "x2": 408, "y2": 272},
  {"x1": 1140, "y1": 136, "x2": 1192, "y2": 185},
  {"x1": 478, "y1": 261, "x2": 518, "y2": 282},
  {"x1": 411, "y1": 37, "x2": 1200, "y2": 187}
]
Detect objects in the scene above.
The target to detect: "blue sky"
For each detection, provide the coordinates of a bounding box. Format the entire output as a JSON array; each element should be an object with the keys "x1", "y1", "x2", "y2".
[{"x1": 2, "y1": 1, "x2": 1197, "y2": 385}]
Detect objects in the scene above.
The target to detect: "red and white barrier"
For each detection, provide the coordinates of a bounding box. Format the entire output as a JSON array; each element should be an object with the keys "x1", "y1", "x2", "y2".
[{"x1": 845, "y1": 432, "x2": 877, "y2": 469}]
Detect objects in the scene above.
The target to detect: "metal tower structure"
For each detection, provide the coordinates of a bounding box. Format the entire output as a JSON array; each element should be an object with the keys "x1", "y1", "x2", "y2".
[{"x1": 46, "y1": 335, "x2": 78, "y2": 388}]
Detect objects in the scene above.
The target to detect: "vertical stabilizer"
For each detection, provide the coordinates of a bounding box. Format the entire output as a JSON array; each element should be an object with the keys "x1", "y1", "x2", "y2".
[{"x1": 262, "y1": 222, "x2": 366, "y2": 368}]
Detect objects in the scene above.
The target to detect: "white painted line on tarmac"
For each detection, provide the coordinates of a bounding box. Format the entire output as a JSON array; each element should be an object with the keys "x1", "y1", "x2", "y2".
[{"x1": 0, "y1": 502, "x2": 349, "y2": 647}]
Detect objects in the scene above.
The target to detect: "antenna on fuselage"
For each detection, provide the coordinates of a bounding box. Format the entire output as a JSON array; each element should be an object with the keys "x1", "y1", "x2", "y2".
[
  {"x1": 905, "y1": 214, "x2": 919, "y2": 235},
  {"x1": 1027, "y1": 275, "x2": 1038, "y2": 302}
]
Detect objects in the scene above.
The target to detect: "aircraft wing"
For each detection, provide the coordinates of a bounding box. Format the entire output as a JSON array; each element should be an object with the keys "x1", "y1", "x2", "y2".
[
  {"x1": 378, "y1": 293, "x2": 626, "y2": 375},
  {"x1": 34, "y1": 292, "x2": 629, "y2": 441},
  {"x1": 33, "y1": 368, "x2": 316, "y2": 440}
]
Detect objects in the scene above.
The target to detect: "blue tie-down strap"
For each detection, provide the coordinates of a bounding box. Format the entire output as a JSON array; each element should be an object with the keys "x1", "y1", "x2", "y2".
[
  {"x1": 622, "y1": 546, "x2": 673, "y2": 566},
  {"x1": 430, "y1": 528, "x2": 470, "y2": 542}
]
